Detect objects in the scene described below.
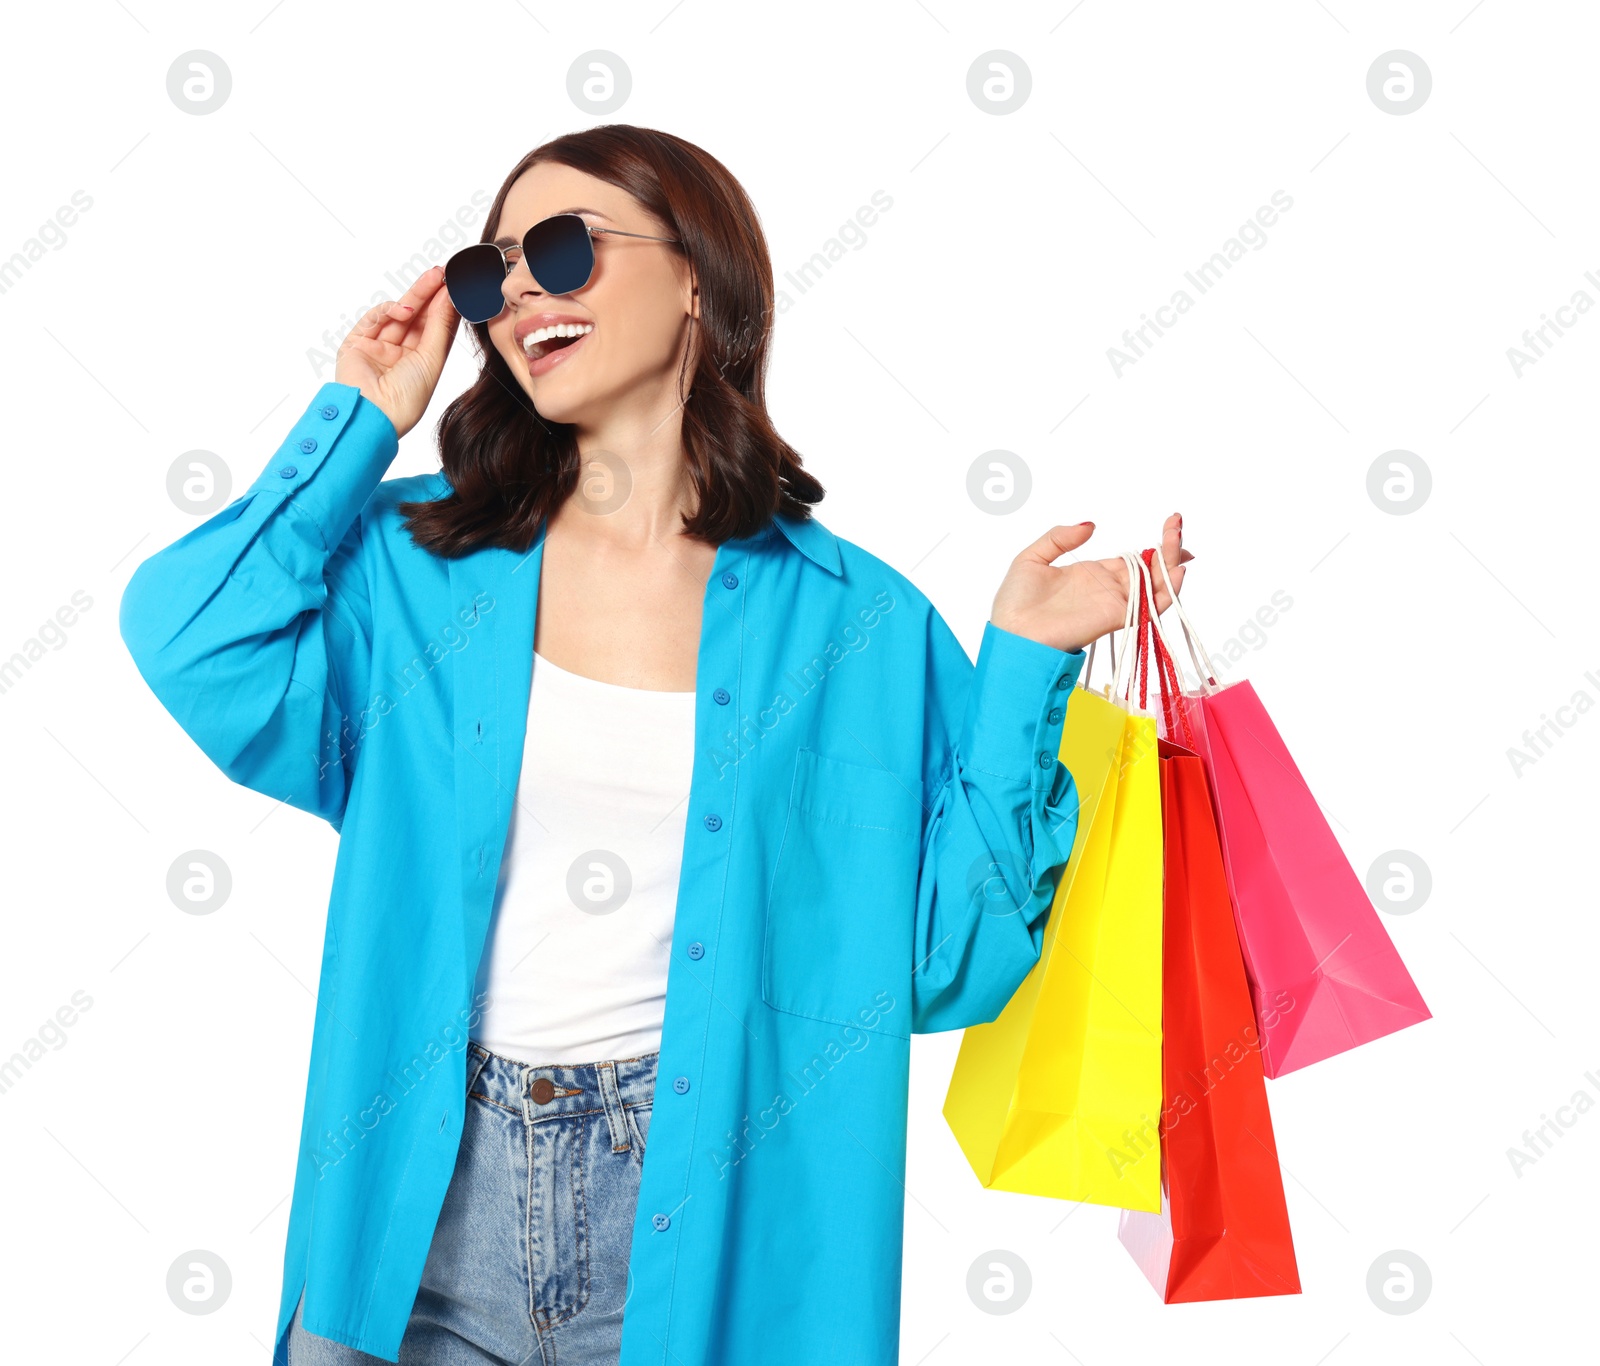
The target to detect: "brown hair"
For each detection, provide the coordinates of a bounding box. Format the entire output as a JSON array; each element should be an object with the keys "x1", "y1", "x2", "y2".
[{"x1": 396, "y1": 124, "x2": 824, "y2": 559}]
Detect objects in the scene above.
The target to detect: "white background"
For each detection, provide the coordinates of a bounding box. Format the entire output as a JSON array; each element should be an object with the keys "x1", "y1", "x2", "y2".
[{"x1": 0, "y1": 1, "x2": 1593, "y2": 1361}]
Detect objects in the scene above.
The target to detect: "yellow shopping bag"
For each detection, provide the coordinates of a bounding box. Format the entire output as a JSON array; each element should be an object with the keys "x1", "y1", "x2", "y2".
[{"x1": 943, "y1": 554, "x2": 1165, "y2": 1212}]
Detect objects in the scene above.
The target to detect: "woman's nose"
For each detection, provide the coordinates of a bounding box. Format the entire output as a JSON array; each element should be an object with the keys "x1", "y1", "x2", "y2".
[{"x1": 502, "y1": 259, "x2": 545, "y2": 305}]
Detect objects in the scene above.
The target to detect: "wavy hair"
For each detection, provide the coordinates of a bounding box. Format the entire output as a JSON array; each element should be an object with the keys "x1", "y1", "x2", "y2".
[{"x1": 397, "y1": 124, "x2": 824, "y2": 558}]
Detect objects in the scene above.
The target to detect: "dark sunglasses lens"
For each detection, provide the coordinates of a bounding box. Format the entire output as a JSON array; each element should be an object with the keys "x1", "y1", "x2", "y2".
[
  {"x1": 523, "y1": 214, "x2": 594, "y2": 295},
  {"x1": 445, "y1": 244, "x2": 509, "y2": 324}
]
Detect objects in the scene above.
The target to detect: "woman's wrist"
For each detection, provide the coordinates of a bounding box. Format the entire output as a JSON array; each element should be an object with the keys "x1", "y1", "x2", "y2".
[{"x1": 989, "y1": 614, "x2": 1090, "y2": 656}]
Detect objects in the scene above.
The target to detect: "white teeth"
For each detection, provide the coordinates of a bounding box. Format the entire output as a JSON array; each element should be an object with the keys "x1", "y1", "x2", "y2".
[{"x1": 521, "y1": 322, "x2": 594, "y2": 355}]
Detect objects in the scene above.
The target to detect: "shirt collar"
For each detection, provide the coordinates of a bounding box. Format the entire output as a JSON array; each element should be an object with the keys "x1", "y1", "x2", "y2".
[{"x1": 768, "y1": 509, "x2": 843, "y2": 576}]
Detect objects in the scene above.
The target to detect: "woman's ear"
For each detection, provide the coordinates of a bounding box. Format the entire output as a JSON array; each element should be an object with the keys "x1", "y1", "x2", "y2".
[{"x1": 680, "y1": 256, "x2": 699, "y2": 321}]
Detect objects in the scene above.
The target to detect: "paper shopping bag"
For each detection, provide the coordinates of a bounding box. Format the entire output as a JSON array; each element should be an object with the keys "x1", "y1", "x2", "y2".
[
  {"x1": 1117, "y1": 731, "x2": 1302, "y2": 1300},
  {"x1": 1117, "y1": 553, "x2": 1300, "y2": 1300},
  {"x1": 1146, "y1": 551, "x2": 1431, "y2": 1079},
  {"x1": 943, "y1": 559, "x2": 1165, "y2": 1213}
]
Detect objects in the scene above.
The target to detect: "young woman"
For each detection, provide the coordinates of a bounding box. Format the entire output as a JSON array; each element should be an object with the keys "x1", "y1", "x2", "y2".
[{"x1": 120, "y1": 125, "x2": 1190, "y2": 1366}]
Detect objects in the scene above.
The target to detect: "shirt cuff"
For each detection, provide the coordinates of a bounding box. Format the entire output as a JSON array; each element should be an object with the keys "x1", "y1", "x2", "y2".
[
  {"x1": 243, "y1": 382, "x2": 399, "y2": 552},
  {"x1": 961, "y1": 620, "x2": 1087, "y2": 790}
]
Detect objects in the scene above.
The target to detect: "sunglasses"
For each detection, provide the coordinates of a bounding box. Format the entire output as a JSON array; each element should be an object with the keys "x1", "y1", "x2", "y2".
[{"x1": 444, "y1": 212, "x2": 682, "y2": 324}]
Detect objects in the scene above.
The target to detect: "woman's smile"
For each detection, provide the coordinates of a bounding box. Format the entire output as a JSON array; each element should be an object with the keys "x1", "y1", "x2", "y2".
[{"x1": 511, "y1": 312, "x2": 596, "y2": 376}]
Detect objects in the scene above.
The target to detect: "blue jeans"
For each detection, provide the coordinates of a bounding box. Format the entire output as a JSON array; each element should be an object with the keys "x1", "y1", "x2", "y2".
[{"x1": 287, "y1": 1041, "x2": 658, "y2": 1364}]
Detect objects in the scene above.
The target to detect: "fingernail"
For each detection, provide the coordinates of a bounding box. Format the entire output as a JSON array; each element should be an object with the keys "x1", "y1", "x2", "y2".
[
  {"x1": 1079, "y1": 520, "x2": 1094, "y2": 526},
  {"x1": 401, "y1": 305, "x2": 414, "y2": 312}
]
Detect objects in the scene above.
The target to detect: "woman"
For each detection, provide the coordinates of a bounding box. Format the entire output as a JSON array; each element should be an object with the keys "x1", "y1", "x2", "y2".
[{"x1": 120, "y1": 124, "x2": 1190, "y2": 1366}]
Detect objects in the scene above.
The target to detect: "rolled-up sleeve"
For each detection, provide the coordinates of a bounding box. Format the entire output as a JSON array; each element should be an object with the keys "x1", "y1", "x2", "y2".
[
  {"x1": 911, "y1": 615, "x2": 1087, "y2": 1034},
  {"x1": 118, "y1": 382, "x2": 398, "y2": 830}
]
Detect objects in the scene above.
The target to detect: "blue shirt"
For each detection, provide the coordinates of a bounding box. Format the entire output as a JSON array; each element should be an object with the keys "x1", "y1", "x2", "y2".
[{"x1": 119, "y1": 382, "x2": 1087, "y2": 1365}]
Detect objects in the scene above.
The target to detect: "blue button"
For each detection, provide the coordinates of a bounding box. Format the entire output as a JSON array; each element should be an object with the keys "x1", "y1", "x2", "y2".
[
  {"x1": 687, "y1": 941, "x2": 705, "y2": 960},
  {"x1": 320, "y1": 404, "x2": 339, "y2": 420},
  {"x1": 702, "y1": 813, "x2": 722, "y2": 832},
  {"x1": 652, "y1": 1212, "x2": 671, "y2": 1231},
  {"x1": 1056, "y1": 674, "x2": 1071, "y2": 689},
  {"x1": 721, "y1": 571, "x2": 738, "y2": 589},
  {"x1": 1038, "y1": 752, "x2": 1053, "y2": 769},
  {"x1": 713, "y1": 687, "x2": 730, "y2": 705},
  {"x1": 278, "y1": 465, "x2": 298, "y2": 479},
  {"x1": 673, "y1": 1075, "x2": 690, "y2": 1094},
  {"x1": 1048, "y1": 707, "x2": 1063, "y2": 724},
  {"x1": 298, "y1": 437, "x2": 318, "y2": 454}
]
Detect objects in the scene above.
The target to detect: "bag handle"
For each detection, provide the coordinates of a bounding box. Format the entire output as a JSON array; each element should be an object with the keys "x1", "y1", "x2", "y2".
[
  {"x1": 1149, "y1": 541, "x2": 1221, "y2": 694},
  {"x1": 1076, "y1": 551, "x2": 1173, "y2": 723},
  {"x1": 1107, "y1": 550, "x2": 1145, "y2": 710},
  {"x1": 1132, "y1": 548, "x2": 1196, "y2": 748},
  {"x1": 1135, "y1": 549, "x2": 1187, "y2": 700},
  {"x1": 1132, "y1": 550, "x2": 1193, "y2": 746}
]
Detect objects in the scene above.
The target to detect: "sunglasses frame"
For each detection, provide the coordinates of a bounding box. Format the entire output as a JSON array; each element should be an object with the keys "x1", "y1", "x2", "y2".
[{"x1": 446, "y1": 212, "x2": 683, "y2": 323}]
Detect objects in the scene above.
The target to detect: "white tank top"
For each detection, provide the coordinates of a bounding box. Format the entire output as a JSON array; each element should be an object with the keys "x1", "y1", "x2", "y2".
[{"x1": 470, "y1": 649, "x2": 697, "y2": 1066}]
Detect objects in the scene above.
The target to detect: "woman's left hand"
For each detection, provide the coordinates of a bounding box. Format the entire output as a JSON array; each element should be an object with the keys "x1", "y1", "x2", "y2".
[{"x1": 989, "y1": 514, "x2": 1194, "y2": 655}]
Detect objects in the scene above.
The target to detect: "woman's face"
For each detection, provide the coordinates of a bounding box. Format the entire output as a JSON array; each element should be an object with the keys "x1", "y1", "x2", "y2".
[{"x1": 487, "y1": 163, "x2": 696, "y2": 427}]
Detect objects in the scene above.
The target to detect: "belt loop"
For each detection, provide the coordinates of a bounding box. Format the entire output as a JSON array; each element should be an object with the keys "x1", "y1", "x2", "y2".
[
  {"x1": 465, "y1": 1044, "x2": 492, "y2": 1098},
  {"x1": 597, "y1": 1062, "x2": 630, "y2": 1153}
]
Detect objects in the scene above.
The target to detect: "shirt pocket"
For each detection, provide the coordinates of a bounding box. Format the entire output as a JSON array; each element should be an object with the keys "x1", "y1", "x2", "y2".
[{"x1": 760, "y1": 746, "x2": 922, "y2": 1040}]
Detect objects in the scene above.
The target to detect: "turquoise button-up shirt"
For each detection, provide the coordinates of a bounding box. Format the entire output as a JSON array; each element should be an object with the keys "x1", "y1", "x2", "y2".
[{"x1": 119, "y1": 382, "x2": 1086, "y2": 1365}]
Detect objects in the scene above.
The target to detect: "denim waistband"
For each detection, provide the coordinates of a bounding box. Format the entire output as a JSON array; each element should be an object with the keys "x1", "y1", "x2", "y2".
[{"x1": 465, "y1": 1039, "x2": 658, "y2": 1134}]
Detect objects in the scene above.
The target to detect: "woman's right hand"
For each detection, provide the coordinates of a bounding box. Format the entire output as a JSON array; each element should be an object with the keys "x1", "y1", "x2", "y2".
[{"x1": 334, "y1": 264, "x2": 461, "y2": 440}]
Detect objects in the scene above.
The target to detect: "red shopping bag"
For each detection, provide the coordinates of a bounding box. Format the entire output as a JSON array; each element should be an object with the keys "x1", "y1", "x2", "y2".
[
  {"x1": 1144, "y1": 550, "x2": 1431, "y2": 1078},
  {"x1": 1116, "y1": 555, "x2": 1301, "y2": 1300}
]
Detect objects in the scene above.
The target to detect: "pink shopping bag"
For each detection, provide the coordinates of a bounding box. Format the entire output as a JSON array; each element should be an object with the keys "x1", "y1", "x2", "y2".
[{"x1": 1142, "y1": 550, "x2": 1431, "y2": 1079}]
